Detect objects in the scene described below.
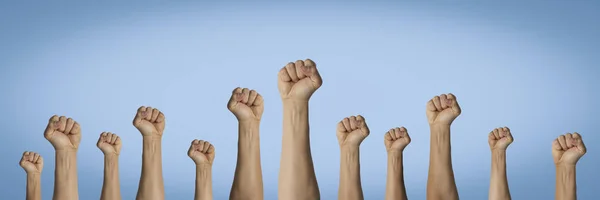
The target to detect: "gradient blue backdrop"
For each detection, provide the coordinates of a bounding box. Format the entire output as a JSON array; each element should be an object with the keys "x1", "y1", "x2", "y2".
[{"x1": 1, "y1": 1, "x2": 598, "y2": 199}]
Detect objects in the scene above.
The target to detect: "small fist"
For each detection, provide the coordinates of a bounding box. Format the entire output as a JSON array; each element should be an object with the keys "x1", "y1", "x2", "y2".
[
  {"x1": 20, "y1": 151, "x2": 43, "y2": 174},
  {"x1": 188, "y1": 139, "x2": 215, "y2": 166},
  {"x1": 426, "y1": 93, "x2": 461, "y2": 125},
  {"x1": 133, "y1": 106, "x2": 165, "y2": 137},
  {"x1": 384, "y1": 127, "x2": 411, "y2": 153},
  {"x1": 97, "y1": 132, "x2": 122, "y2": 155},
  {"x1": 552, "y1": 133, "x2": 586, "y2": 166},
  {"x1": 336, "y1": 115, "x2": 370, "y2": 147},
  {"x1": 278, "y1": 59, "x2": 323, "y2": 101},
  {"x1": 227, "y1": 87, "x2": 264, "y2": 122},
  {"x1": 44, "y1": 115, "x2": 81, "y2": 151},
  {"x1": 488, "y1": 127, "x2": 513, "y2": 151}
]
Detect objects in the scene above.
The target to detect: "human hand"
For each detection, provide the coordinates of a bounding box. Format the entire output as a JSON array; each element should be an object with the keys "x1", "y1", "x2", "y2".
[
  {"x1": 488, "y1": 127, "x2": 513, "y2": 151},
  {"x1": 336, "y1": 115, "x2": 369, "y2": 148},
  {"x1": 227, "y1": 87, "x2": 264, "y2": 122},
  {"x1": 20, "y1": 151, "x2": 43, "y2": 174},
  {"x1": 277, "y1": 59, "x2": 323, "y2": 102},
  {"x1": 384, "y1": 127, "x2": 411, "y2": 153},
  {"x1": 552, "y1": 133, "x2": 586, "y2": 166},
  {"x1": 97, "y1": 132, "x2": 122, "y2": 156},
  {"x1": 188, "y1": 139, "x2": 215, "y2": 166},
  {"x1": 426, "y1": 93, "x2": 461, "y2": 126},
  {"x1": 133, "y1": 106, "x2": 165, "y2": 137},
  {"x1": 44, "y1": 115, "x2": 81, "y2": 151}
]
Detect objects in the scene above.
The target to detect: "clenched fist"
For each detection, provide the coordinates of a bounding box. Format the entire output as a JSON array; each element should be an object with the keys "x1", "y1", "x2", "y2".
[
  {"x1": 384, "y1": 127, "x2": 411, "y2": 153},
  {"x1": 336, "y1": 115, "x2": 370, "y2": 147},
  {"x1": 20, "y1": 151, "x2": 43, "y2": 174},
  {"x1": 227, "y1": 87, "x2": 264, "y2": 122},
  {"x1": 133, "y1": 106, "x2": 165, "y2": 137},
  {"x1": 44, "y1": 115, "x2": 81, "y2": 151},
  {"x1": 97, "y1": 132, "x2": 122, "y2": 155},
  {"x1": 278, "y1": 59, "x2": 323, "y2": 101},
  {"x1": 552, "y1": 133, "x2": 586, "y2": 166},
  {"x1": 426, "y1": 93, "x2": 461, "y2": 125},
  {"x1": 488, "y1": 127, "x2": 513, "y2": 151},
  {"x1": 188, "y1": 139, "x2": 215, "y2": 166}
]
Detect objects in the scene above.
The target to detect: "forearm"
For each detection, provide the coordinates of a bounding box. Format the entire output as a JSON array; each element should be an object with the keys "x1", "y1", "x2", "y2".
[
  {"x1": 555, "y1": 165, "x2": 576, "y2": 200},
  {"x1": 53, "y1": 150, "x2": 78, "y2": 200},
  {"x1": 101, "y1": 155, "x2": 121, "y2": 200},
  {"x1": 279, "y1": 100, "x2": 319, "y2": 199},
  {"x1": 427, "y1": 124, "x2": 458, "y2": 200},
  {"x1": 231, "y1": 121, "x2": 264, "y2": 199},
  {"x1": 195, "y1": 165, "x2": 213, "y2": 200},
  {"x1": 26, "y1": 173, "x2": 41, "y2": 200},
  {"x1": 489, "y1": 150, "x2": 510, "y2": 200},
  {"x1": 338, "y1": 147, "x2": 364, "y2": 200},
  {"x1": 385, "y1": 152, "x2": 407, "y2": 200},
  {"x1": 137, "y1": 136, "x2": 164, "y2": 200}
]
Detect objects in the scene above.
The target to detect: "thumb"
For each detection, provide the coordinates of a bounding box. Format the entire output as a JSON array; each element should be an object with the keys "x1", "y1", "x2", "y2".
[
  {"x1": 573, "y1": 133, "x2": 586, "y2": 153},
  {"x1": 356, "y1": 115, "x2": 369, "y2": 136},
  {"x1": 302, "y1": 59, "x2": 323, "y2": 87},
  {"x1": 44, "y1": 115, "x2": 60, "y2": 138},
  {"x1": 227, "y1": 87, "x2": 243, "y2": 110},
  {"x1": 447, "y1": 93, "x2": 461, "y2": 114}
]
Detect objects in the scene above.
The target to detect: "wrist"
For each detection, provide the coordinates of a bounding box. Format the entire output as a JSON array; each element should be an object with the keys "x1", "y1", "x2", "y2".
[
  {"x1": 143, "y1": 135, "x2": 162, "y2": 141},
  {"x1": 556, "y1": 163, "x2": 577, "y2": 169},
  {"x1": 340, "y1": 145, "x2": 359, "y2": 152},
  {"x1": 104, "y1": 153, "x2": 119, "y2": 159},
  {"x1": 196, "y1": 163, "x2": 212, "y2": 171},
  {"x1": 429, "y1": 123, "x2": 451, "y2": 130},
  {"x1": 387, "y1": 150, "x2": 403, "y2": 157},
  {"x1": 282, "y1": 99, "x2": 309, "y2": 106},
  {"x1": 239, "y1": 119, "x2": 260, "y2": 127}
]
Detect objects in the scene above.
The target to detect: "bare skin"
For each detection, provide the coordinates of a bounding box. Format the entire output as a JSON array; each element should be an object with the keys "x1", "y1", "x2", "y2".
[
  {"x1": 552, "y1": 132, "x2": 586, "y2": 200},
  {"x1": 277, "y1": 59, "x2": 323, "y2": 200},
  {"x1": 44, "y1": 115, "x2": 81, "y2": 200},
  {"x1": 384, "y1": 127, "x2": 411, "y2": 200},
  {"x1": 20, "y1": 151, "x2": 43, "y2": 200},
  {"x1": 227, "y1": 87, "x2": 265, "y2": 200},
  {"x1": 133, "y1": 106, "x2": 166, "y2": 200},
  {"x1": 336, "y1": 115, "x2": 370, "y2": 200},
  {"x1": 488, "y1": 127, "x2": 513, "y2": 200},
  {"x1": 188, "y1": 140, "x2": 216, "y2": 200},
  {"x1": 425, "y1": 94, "x2": 460, "y2": 200},
  {"x1": 97, "y1": 132, "x2": 123, "y2": 200}
]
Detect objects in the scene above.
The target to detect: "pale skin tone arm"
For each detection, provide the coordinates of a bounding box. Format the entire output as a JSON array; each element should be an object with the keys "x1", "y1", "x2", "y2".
[
  {"x1": 188, "y1": 140, "x2": 216, "y2": 200},
  {"x1": 97, "y1": 132, "x2": 123, "y2": 200},
  {"x1": 278, "y1": 59, "x2": 323, "y2": 200},
  {"x1": 44, "y1": 115, "x2": 81, "y2": 200},
  {"x1": 133, "y1": 106, "x2": 166, "y2": 200},
  {"x1": 336, "y1": 115, "x2": 370, "y2": 200},
  {"x1": 426, "y1": 94, "x2": 460, "y2": 200},
  {"x1": 384, "y1": 127, "x2": 411, "y2": 200},
  {"x1": 488, "y1": 127, "x2": 513, "y2": 200},
  {"x1": 20, "y1": 151, "x2": 43, "y2": 200},
  {"x1": 228, "y1": 87, "x2": 265, "y2": 200},
  {"x1": 552, "y1": 132, "x2": 586, "y2": 200}
]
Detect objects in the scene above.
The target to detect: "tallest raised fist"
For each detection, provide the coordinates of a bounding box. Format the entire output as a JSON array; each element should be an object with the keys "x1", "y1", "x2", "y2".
[
  {"x1": 426, "y1": 93, "x2": 461, "y2": 125},
  {"x1": 278, "y1": 59, "x2": 323, "y2": 101}
]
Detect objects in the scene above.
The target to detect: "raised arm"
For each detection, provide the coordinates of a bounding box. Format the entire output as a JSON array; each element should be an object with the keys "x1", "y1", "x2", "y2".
[
  {"x1": 228, "y1": 87, "x2": 265, "y2": 200},
  {"x1": 44, "y1": 115, "x2": 81, "y2": 200},
  {"x1": 552, "y1": 132, "x2": 586, "y2": 200},
  {"x1": 425, "y1": 94, "x2": 460, "y2": 200},
  {"x1": 188, "y1": 139, "x2": 215, "y2": 200},
  {"x1": 133, "y1": 106, "x2": 166, "y2": 200},
  {"x1": 488, "y1": 127, "x2": 513, "y2": 200},
  {"x1": 336, "y1": 115, "x2": 370, "y2": 200},
  {"x1": 97, "y1": 132, "x2": 123, "y2": 200},
  {"x1": 384, "y1": 127, "x2": 411, "y2": 200},
  {"x1": 20, "y1": 151, "x2": 43, "y2": 200},
  {"x1": 278, "y1": 59, "x2": 323, "y2": 200}
]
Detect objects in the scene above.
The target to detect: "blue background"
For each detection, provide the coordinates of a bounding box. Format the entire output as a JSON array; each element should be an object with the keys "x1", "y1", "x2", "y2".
[{"x1": 1, "y1": 1, "x2": 598, "y2": 199}]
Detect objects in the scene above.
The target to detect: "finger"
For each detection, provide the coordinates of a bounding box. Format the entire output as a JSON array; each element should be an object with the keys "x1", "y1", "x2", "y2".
[
  {"x1": 447, "y1": 93, "x2": 461, "y2": 114},
  {"x1": 28, "y1": 152, "x2": 35, "y2": 161},
  {"x1": 337, "y1": 121, "x2": 346, "y2": 132},
  {"x1": 115, "y1": 136, "x2": 122, "y2": 146},
  {"x1": 426, "y1": 100, "x2": 437, "y2": 112},
  {"x1": 356, "y1": 115, "x2": 369, "y2": 135},
  {"x1": 565, "y1": 133, "x2": 574, "y2": 148},
  {"x1": 156, "y1": 112, "x2": 165, "y2": 123},
  {"x1": 134, "y1": 106, "x2": 146, "y2": 125},
  {"x1": 349, "y1": 116, "x2": 358, "y2": 130},
  {"x1": 44, "y1": 115, "x2": 60, "y2": 138},
  {"x1": 384, "y1": 131, "x2": 393, "y2": 141},
  {"x1": 552, "y1": 139, "x2": 562, "y2": 150},
  {"x1": 253, "y1": 94, "x2": 264, "y2": 106},
  {"x1": 248, "y1": 90, "x2": 258, "y2": 106},
  {"x1": 492, "y1": 128, "x2": 500, "y2": 139},
  {"x1": 151, "y1": 108, "x2": 160, "y2": 122},
  {"x1": 33, "y1": 153, "x2": 40, "y2": 163},
  {"x1": 144, "y1": 107, "x2": 153, "y2": 120},
  {"x1": 106, "y1": 133, "x2": 114, "y2": 144},
  {"x1": 198, "y1": 140, "x2": 205, "y2": 152},
  {"x1": 393, "y1": 128, "x2": 401, "y2": 139},
  {"x1": 110, "y1": 133, "x2": 118, "y2": 144},
  {"x1": 208, "y1": 144, "x2": 215, "y2": 153},
  {"x1": 58, "y1": 116, "x2": 67, "y2": 132},
  {"x1": 228, "y1": 87, "x2": 243, "y2": 109},
  {"x1": 400, "y1": 127, "x2": 411, "y2": 142},
  {"x1": 572, "y1": 132, "x2": 586, "y2": 153},
  {"x1": 64, "y1": 118, "x2": 75, "y2": 135},
  {"x1": 71, "y1": 122, "x2": 81, "y2": 135},
  {"x1": 295, "y1": 60, "x2": 307, "y2": 79},
  {"x1": 202, "y1": 141, "x2": 211, "y2": 152},
  {"x1": 558, "y1": 135, "x2": 568, "y2": 150},
  {"x1": 342, "y1": 118, "x2": 351, "y2": 132},
  {"x1": 279, "y1": 67, "x2": 292, "y2": 82},
  {"x1": 440, "y1": 94, "x2": 449, "y2": 109},
  {"x1": 36, "y1": 155, "x2": 43, "y2": 164},
  {"x1": 241, "y1": 88, "x2": 250, "y2": 103},
  {"x1": 504, "y1": 127, "x2": 513, "y2": 141},
  {"x1": 432, "y1": 96, "x2": 442, "y2": 111},
  {"x1": 285, "y1": 62, "x2": 299, "y2": 82},
  {"x1": 303, "y1": 59, "x2": 323, "y2": 86},
  {"x1": 188, "y1": 140, "x2": 197, "y2": 155},
  {"x1": 488, "y1": 131, "x2": 496, "y2": 141}
]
